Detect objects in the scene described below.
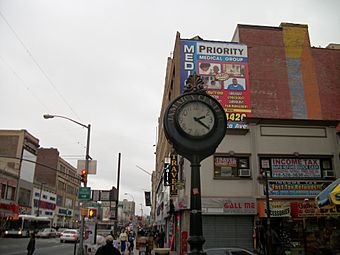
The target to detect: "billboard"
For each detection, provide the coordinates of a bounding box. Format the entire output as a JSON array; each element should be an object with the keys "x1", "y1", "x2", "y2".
[{"x1": 180, "y1": 40, "x2": 251, "y2": 128}]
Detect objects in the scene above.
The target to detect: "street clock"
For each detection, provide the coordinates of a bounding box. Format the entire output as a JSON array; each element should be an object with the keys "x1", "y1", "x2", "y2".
[{"x1": 163, "y1": 74, "x2": 227, "y2": 162}]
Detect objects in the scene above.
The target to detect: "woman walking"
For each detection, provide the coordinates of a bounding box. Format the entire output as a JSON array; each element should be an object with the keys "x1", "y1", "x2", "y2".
[{"x1": 27, "y1": 233, "x2": 35, "y2": 255}]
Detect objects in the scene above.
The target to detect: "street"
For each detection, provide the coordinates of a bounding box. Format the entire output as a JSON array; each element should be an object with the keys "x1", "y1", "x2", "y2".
[{"x1": 0, "y1": 237, "x2": 77, "y2": 255}]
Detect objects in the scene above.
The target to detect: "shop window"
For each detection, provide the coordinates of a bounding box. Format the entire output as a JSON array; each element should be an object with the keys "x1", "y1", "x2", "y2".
[
  {"x1": 214, "y1": 155, "x2": 250, "y2": 179},
  {"x1": 35, "y1": 192, "x2": 39, "y2": 197},
  {"x1": 50, "y1": 196, "x2": 56, "y2": 201}
]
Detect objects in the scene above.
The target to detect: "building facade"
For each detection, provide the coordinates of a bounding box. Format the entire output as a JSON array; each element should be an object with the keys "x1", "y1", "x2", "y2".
[
  {"x1": 35, "y1": 148, "x2": 80, "y2": 228},
  {"x1": 0, "y1": 130, "x2": 40, "y2": 220},
  {"x1": 153, "y1": 23, "x2": 340, "y2": 254}
]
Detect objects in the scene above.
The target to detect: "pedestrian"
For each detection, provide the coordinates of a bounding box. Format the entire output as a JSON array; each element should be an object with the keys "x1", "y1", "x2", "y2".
[
  {"x1": 27, "y1": 232, "x2": 35, "y2": 255},
  {"x1": 158, "y1": 229, "x2": 165, "y2": 248},
  {"x1": 128, "y1": 231, "x2": 135, "y2": 254},
  {"x1": 95, "y1": 235, "x2": 121, "y2": 255},
  {"x1": 119, "y1": 229, "x2": 128, "y2": 253}
]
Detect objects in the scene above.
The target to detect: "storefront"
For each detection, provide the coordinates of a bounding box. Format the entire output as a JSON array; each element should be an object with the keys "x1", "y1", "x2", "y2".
[{"x1": 201, "y1": 197, "x2": 256, "y2": 250}]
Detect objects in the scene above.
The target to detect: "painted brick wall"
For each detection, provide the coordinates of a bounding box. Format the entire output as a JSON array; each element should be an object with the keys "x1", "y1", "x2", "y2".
[
  {"x1": 237, "y1": 25, "x2": 293, "y2": 119},
  {"x1": 237, "y1": 24, "x2": 340, "y2": 121},
  {"x1": 312, "y1": 48, "x2": 340, "y2": 120}
]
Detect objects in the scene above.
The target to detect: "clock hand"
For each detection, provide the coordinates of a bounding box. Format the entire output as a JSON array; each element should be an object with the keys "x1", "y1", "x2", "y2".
[
  {"x1": 194, "y1": 117, "x2": 210, "y2": 130},
  {"x1": 196, "y1": 116, "x2": 206, "y2": 120}
]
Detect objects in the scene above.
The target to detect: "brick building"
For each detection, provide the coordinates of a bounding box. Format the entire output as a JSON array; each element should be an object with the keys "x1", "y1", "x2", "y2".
[
  {"x1": 153, "y1": 23, "x2": 340, "y2": 254},
  {"x1": 35, "y1": 148, "x2": 80, "y2": 227}
]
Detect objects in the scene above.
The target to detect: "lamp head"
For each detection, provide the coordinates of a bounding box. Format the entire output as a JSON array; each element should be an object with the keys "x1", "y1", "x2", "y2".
[{"x1": 43, "y1": 114, "x2": 54, "y2": 119}]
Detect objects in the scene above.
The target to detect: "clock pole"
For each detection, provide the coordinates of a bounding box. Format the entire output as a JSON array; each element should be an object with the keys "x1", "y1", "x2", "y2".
[
  {"x1": 187, "y1": 154, "x2": 205, "y2": 255},
  {"x1": 163, "y1": 74, "x2": 227, "y2": 255}
]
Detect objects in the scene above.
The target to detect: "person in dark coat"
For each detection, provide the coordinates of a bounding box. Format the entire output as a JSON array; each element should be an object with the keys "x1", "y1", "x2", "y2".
[
  {"x1": 95, "y1": 235, "x2": 121, "y2": 255},
  {"x1": 27, "y1": 233, "x2": 35, "y2": 255}
]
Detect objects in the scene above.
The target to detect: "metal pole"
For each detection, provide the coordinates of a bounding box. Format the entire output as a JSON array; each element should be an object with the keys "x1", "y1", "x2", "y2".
[
  {"x1": 114, "y1": 153, "x2": 121, "y2": 234},
  {"x1": 77, "y1": 124, "x2": 91, "y2": 255},
  {"x1": 265, "y1": 170, "x2": 272, "y2": 255},
  {"x1": 187, "y1": 155, "x2": 205, "y2": 255}
]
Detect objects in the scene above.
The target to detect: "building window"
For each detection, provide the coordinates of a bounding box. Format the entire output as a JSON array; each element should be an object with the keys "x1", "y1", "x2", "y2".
[
  {"x1": 18, "y1": 188, "x2": 31, "y2": 207},
  {"x1": 50, "y1": 196, "x2": 55, "y2": 201},
  {"x1": 35, "y1": 192, "x2": 40, "y2": 197},
  {"x1": 213, "y1": 155, "x2": 250, "y2": 179},
  {"x1": 58, "y1": 180, "x2": 65, "y2": 190},
  {"x1": 1, "y1": 184, "x2": 5, "y2": 199},
  {"x1": 57, "y1": 195, "x2": 63, "y2": 206},
  {"x1": 65, "y1": 198, "x2": 72, "y2": 208},
  {"x1": 6, "y1": 186, "x2": 16, "y2": 200}
]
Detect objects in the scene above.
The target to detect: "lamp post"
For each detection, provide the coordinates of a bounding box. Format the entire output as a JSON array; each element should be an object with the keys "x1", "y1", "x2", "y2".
[
  {"x1": 43, "y1": 114, "x2": 91, "y2": 255},
  {"x1": 37, "y1": 182, "x2": 45, "y2": 216}
]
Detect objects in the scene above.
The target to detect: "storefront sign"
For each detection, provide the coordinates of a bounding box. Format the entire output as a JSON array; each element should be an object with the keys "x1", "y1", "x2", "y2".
[
  {"x1": 170, "y1": 153, "x2": 178, "y2": 195},
  {"x1": 267, "y1": 180, "x2": 331, "y2": 197},
  {"x1": 163, "y1": 160, "x2": 171, "y2": 186},
  {"x1": 58, "y1": 208, "x2": 73, "y2": 216},
  {"x1": 291, "y1": 201, "x2": 340, "y2": 217},
  {"x1": 271, "y1": 158, "x2": 321, "y2": 178},
  {"x1": 0, "y1": 202, "x2": 19, "y2": 215},
  {"x1": 202, "y1": 197, "x2": 257, "y2": 215},
  {"x1": 258, "y1": 201, "x2": 291, "y2": 217}
]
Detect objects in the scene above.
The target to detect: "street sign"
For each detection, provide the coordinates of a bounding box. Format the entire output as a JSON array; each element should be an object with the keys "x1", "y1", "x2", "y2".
[
  {"x1": 78, "y1": 187, "x2": 91, "y2": 200},
  {"x1": 77, "y1": 160, "x2": 97, "y2": 174}
]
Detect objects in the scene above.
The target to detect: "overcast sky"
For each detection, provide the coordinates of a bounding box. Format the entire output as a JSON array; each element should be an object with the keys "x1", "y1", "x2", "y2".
[{"x1": 1, "y1": 0, "x2": 339, "y2": 215}]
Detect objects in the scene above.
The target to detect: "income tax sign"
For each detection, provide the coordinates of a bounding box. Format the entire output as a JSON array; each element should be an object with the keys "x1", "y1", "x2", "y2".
[{"x1": 271, "y1": 158, "x2": 321, "y2": 178}]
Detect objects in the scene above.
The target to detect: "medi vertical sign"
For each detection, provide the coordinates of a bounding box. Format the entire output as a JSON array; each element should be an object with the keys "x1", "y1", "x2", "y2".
[{"x1": 180, "y1": 40, "x2": 251, "y2": 129}]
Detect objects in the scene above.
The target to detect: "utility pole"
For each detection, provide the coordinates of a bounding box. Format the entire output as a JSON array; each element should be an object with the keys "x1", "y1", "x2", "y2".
[{"x1": 114, "y1": 153, "x2": 121, "y2": 234}]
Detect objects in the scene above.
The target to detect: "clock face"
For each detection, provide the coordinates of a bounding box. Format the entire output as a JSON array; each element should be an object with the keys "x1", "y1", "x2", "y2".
[{"x1": 177, "y1": 101, "x2": 215, "y2": 137}]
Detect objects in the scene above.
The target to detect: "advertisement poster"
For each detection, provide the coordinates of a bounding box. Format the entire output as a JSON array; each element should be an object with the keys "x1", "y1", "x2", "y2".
[
  {"x1": 271, "y1": 158, "x2": 321, "y2": 178},
  {"x1": 180, "y1": 40, "x2": 251, "y2": 128}
]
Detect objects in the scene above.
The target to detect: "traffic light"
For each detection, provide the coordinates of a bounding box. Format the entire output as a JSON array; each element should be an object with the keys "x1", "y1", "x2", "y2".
[
  {"x1": 81, "y1": 169, "x2": 87, "y2": 185},
  {"x1": 88, "y1": 208, "x2": 97, "y2": 218}
]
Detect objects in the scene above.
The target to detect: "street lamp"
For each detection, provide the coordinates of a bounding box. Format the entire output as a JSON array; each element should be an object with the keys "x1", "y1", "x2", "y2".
[{"x1": 43, "y1": 114, "x2": 91, "y2": 255}]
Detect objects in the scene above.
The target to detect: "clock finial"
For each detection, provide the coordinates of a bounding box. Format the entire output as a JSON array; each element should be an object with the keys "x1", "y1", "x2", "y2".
[{"x1": 184, "y1": 74, "x2": 207, "y2": 94}]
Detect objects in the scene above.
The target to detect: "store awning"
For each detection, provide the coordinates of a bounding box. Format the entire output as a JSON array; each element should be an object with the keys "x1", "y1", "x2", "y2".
[{"x1": 316, "y1": 178, "x2": 340, "y2": 208}]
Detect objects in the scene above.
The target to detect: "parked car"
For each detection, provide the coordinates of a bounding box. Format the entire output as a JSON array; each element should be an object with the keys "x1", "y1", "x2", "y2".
[
  {"x1": 60, "y1": 229, "x2": 80, "y2": 243},
  {"x1": 56, "y1": 228, "x2": 67, "y2": 237},
  {"x1": 205, "y1": 247, "x2": 257, "y2": 255},
  {"x1": 36, "y1": 228, "x2": 57, "y2": 238}
]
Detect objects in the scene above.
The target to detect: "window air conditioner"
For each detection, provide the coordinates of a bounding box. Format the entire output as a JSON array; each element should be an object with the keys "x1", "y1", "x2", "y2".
[
  {"x1": 323, "y1": 170, "x2": 335, "y2": 178},
  {"x1": 239, "y1": 169, "x2": 251, "y2": 177}
]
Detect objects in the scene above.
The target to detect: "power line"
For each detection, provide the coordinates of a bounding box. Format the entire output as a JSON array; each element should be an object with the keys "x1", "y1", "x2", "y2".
[
  {"x1": 0, "y1": 155, "x2": 81, "y2": 182},
  {"x1": 0, "y1": 9, "x2": 80, "y2": 120},
  {"x1": 0, "y1": 55, "x2": 51, "y2": 112}
]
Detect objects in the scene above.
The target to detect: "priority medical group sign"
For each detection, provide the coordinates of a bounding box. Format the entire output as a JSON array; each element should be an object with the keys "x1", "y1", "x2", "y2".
[{"x1": 180, "y1": 40, "x2": 251, "y2": 129}]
